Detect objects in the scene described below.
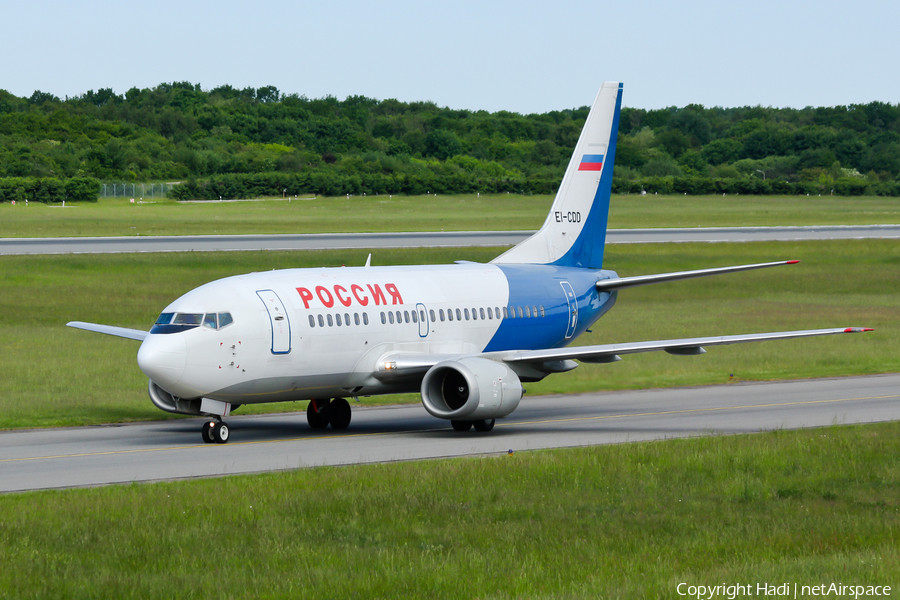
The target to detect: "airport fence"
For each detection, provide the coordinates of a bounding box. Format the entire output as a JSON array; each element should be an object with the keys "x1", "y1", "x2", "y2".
[{"x1": 100, "y1": 182, "x2": 177, "y2": 199}]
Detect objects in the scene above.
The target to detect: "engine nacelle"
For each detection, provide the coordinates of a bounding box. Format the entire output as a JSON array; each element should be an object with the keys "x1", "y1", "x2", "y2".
[
  {"x1": 421, "y1": 358, "x2": 523, "y2": 421},
  {"x1": 148, "y1": 379, "x2": 202, "y2": 415}
]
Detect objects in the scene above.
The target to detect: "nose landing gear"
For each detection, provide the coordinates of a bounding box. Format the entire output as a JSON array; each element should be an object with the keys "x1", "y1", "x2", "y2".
[{"x1": 201, "y1": 420, "x2": 230, "y2": 444}]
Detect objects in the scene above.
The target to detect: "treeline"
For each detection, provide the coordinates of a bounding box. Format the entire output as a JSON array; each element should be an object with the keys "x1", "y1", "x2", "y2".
[
  {"x1": 0, "y1": 177, "x2": 99, "y2": 203},
  {"x1": 2, "y1": 82, "x2": 900, "y2": 201}
]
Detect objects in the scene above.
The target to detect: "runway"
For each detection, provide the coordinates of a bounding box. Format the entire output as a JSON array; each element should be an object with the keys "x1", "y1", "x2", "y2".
[
  {"x1": 2, "y1": 374, "x2": 897, "y2": 493},
  {"x1": 2, "y1": 225, "x2": 899, "y2": 255}
]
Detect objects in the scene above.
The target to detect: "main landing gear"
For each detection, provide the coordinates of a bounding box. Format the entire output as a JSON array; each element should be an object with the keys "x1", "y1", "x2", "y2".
[
  {"x1": 306, "y1": 398, "x2": 352, "y2": 430},
  {"x1": 201, "y1": 419, "x2": 230, "y2": 444},
  {"x1": 451, "y1": 419, "x2": 495, "y2": 432}
]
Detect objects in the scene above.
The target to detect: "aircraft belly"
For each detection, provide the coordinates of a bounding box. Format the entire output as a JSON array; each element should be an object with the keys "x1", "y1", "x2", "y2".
[{"x1": 205, "y1": 372, "x2": 416, "y2": 403}]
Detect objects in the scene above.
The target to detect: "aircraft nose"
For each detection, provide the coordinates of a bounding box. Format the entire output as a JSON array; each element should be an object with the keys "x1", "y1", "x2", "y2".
[{"x1": 137, "y1": 334, "x2": 187, "y2": 390}]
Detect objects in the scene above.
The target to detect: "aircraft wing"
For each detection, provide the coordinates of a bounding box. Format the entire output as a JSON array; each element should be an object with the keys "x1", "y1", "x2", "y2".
[
  {"x1": 67, "y1": 321, "x2": 149, "y2": 341},
  {"x1": 491, "y1": 327, "x2": 873, "y2": 366},
  {"x1": 373, "y1": 327, "x2": 872, "y2": 382},
  {"x1": 595, "y1": 260, "x2": 799, "y2": 291}
]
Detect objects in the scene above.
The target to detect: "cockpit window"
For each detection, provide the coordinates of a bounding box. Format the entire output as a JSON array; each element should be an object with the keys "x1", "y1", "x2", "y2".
[
  {"x1": 173, "y1": 313, "x2": 203, "y2": 325},
  {"x1": 151, "y1": 311, "x2": 234, "y2": 334}
]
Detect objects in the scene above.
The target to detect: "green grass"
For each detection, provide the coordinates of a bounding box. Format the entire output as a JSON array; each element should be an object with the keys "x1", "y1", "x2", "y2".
[
  {"x1": 1, "y1": 194, "x2": 899, "y2": 238},
  {"x1": 1, "y1": 422, "x2": 898, "y2": 598},
  {"x1": 0, "y1": 240, "x2": 896, "y2": 430}
]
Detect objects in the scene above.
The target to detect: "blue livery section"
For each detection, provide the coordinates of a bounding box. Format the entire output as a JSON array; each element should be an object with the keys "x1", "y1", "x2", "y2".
[{"x1": 483, "y1": 265, "x2": 618, "y2": 352}]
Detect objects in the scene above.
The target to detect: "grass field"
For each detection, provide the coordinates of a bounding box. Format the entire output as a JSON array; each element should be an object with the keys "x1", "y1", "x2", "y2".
[
  {"x1": 1, "y1": 194, "x2": 899, "y2": 238},
  {"x1": 0, "y1": 239, "x2": 896, "y2": 430},
  {"x1": 1, "y1": 421, "x2": 897, "y2": 598}
]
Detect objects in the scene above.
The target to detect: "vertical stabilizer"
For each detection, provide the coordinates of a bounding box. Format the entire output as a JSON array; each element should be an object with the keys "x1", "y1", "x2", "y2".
[{"x1": 491, "y1": 82, "x2": 623, "y2": 269}]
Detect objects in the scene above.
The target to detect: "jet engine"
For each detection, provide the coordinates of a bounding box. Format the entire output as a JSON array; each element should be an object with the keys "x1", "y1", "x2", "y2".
[
  {"x1": 420, "y1": 358, "x2": 523, "y2": 421},
  {"x1": 148, "y1": 379, "x2": 202, "y2": 415}
]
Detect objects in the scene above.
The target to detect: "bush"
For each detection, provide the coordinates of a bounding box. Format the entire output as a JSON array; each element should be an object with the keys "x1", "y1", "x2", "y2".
[{"x1": 0, "y1": 177, "x2": 99, "y2": 203}]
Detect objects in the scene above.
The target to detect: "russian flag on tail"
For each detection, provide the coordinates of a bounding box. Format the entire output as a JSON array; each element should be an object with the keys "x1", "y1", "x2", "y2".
[{"x1": 578, "y1": 154, "x2": 604, "y2": 171}]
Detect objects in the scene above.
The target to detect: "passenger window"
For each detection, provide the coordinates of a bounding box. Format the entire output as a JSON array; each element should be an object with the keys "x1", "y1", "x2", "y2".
[
  {"x1": 502, "y1": 307, "x2": 508, "y2": 319},
  {"x1": 336, "y1": 314, "x2": 343, "y2": 326},
  {"x1": 480, "y1": 308, "x2": 485, "y2": 320},
  {"x1": 525, "y1": 306, "x2": 531, "y2": 318},
  {"x1": 345, "y1": 313, "x2": 350, "y2": 326},
  {"x1": 203, "y1": 314, "x2": 217, "y2": 329},
  {"x1": 381, "y1": 312, "x2": 386, "y2": 324},
  {"x1": 327, "y1": 314, "x2": 334, "y2": 327},
  {"x1": 496, "y1": 307, "x2": 502, "y2": 319},
  {"x1": 518, "y1": 306, "x2": 524, "y2": 318},
  {"x1": 411, "y1": 310, "x2": 417, "y2": 323},
  {"x1": 540, "y1": 305, "x2": 545, "y2": 317},
  {"x1": 308, "y1": 315, "x2": 315, "y2": 328},
  {"x1": 466, "y1": 308, "x2": 471, "y2": 320},
  {"x1": 389, "y1": 312, "x2": 394, "y2": 324},
  {"x1": 396, "y1": 311, "x2": 402, "y2": 323},
  {"x1": 448, "y1": 309, "x2": 454, "y2": 322},
  {"x1": 420, "y1": 310, "x2": 426, "y2": 322},
  {"x1": 430, "y1": 309, "x2": 435, "y2": 322},
  {"x1": 508, "y1": 306, "x2": 515, "y2": 319},
  {"x1": 533, "y1": 306, "x2": 538, "y2": 317},
  {"x1": 456, "y1": 308, "x2": 462, "y2": 321},
  {"x1": 318, "y1": 314, "x2": 325, "y2": 327},
  {"x1": 363, "y1": 313, "x2": 369, "y2": 325},
  {"x1": 440, "y1": 309, "x2": 445, "y2": 321},
  {"x1": 354, "y1": 313, "x2": 360, "y2": 326},
  {"x1": 404, "y1": 310, "x2": 410, "y2": 323}
]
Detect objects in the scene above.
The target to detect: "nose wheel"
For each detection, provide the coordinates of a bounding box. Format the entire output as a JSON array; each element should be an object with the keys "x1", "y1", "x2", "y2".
[{"x1": 201, "y1": 420, "x2": 230, "y2": 443}]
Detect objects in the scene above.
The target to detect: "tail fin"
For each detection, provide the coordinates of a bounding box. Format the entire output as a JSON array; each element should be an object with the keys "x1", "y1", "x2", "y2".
[{"x1": 491, "y1": 82, "x2": 623, "y2": 269}]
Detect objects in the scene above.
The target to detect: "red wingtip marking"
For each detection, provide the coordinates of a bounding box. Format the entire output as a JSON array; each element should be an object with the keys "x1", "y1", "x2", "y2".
[
  {"x1": 844, "y1": 327, "x2": 875, "y2": 333},
  {"x1": 786, "y1": 260, "x2": 800, "y2": 264}
]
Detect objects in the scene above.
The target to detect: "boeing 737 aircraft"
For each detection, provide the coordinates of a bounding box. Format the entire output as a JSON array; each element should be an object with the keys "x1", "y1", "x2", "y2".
[{"x1": 69, "y1": 82, "x2": 872, "y2": 444}]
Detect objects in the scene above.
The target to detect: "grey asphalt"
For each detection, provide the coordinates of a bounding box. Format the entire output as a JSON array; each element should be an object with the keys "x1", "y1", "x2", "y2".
[
  {"x1": 2, "y1": 374, "x2": 897, "y2": 493},
  {"x1": 2, "y1": 225, "x2": 900, "y2": 255}
]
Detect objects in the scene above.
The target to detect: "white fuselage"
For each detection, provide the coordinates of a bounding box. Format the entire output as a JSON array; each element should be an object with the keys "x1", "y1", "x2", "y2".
[{"x1": 136, "y1": 262, "x2": 616, "y2": 404}]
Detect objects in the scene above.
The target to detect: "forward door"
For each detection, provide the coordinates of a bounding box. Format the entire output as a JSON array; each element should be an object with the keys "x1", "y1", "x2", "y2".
[{"x1": 256, "y1": 289, "x2": 291, "y2": 354}]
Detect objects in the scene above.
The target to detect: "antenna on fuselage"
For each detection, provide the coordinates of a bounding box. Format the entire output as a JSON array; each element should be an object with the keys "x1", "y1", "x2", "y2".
[{"x1": 365, "y1": 253, "x2": 372, "y2": 268}]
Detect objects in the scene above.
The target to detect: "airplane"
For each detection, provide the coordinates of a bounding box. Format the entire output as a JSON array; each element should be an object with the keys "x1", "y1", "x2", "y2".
[{"x1": 68, "y1": 82, "x2": 872, "y2": 444}]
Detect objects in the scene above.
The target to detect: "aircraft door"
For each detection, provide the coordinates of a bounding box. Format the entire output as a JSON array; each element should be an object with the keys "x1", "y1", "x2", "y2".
[
  {"x1": 256, "y1": 289, "x2": 291, "y2": 354},
  {"x1": 416, "y1": 303, "x2": 429, "y2": 337},
  {"x1": 560, "y1": 281, "x2": 578, "y2": 339}
]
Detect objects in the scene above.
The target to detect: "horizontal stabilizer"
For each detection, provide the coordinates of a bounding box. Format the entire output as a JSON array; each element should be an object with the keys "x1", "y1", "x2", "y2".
[
  {"x1": 67, "y1": 321, "x2": 148, "y2": 341},
  {"x1": 596, "y1": 260, "x2": 800, "y2": 291}
]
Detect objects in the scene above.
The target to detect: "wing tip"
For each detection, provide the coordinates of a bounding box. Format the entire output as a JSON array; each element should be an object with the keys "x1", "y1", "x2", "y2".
[{"x1": 844, "y1": 327, "x2": 874, "y2": 333}]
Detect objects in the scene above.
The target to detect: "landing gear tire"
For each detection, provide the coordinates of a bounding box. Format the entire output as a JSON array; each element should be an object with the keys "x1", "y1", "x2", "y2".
[
  {"x1": 201, "y1": 421, "x2": 216, "y2": 443},
  {"x1": 307, "y1": 399, "x2": 331, "y2": 429},
  {"x1": 211, "y1": 422, "x2": 230, "y2": 444},
  {"x1": 329, "y1": 398, "x2": 352, "y2": 430},
  {"x1": 451, "y1": 420, "x2": 473, "y2": 432},
  {"x1": 473, "y1": 419, "x2": 495, "y2": 432}
]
